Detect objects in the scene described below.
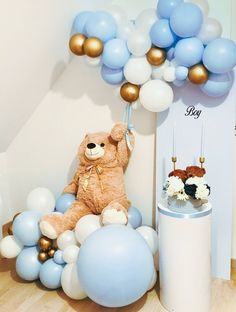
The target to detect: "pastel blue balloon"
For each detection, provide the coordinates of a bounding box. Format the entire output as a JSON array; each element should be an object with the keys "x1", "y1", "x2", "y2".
[
  {"x1": 175, "y1": 37, "x2": 204, "y2": 67},
  {"x1": 54, "y1": 250, "x2": 65, "y2": 265},
  {"x1": 55, "y1": 194, "x2": 76, "y2": 214},
  {"x1": 102, "y1": 39, "x2": 130, "y2": 69},
  {"x1": 72, "y1": 11, "x2": 93, "y2": 35},
  {"x1": 16, "y1": 246, "x2": 42, "y2": 281},
  {"x1": 150, "y1": 19, "x2": 177, "y2": 48},
  {"x1": 203, "y1": 38, "x2": 236, "y2": 74},
  {"x1": 13, "y1": 211, "x2": 42, "y2": 246},
  {"x1": 85, "y1": 11, "x2": 117, "y2": 42},
  {"x1": 78, "y1": 225, "x2": 154, "y2": 308},
  {"x1": 200, "y1": 72, "x2": 233, "y2": 98},
  {"x1": 170, "y1": 3, "x2": 203, "y2": 38},
  {"x1": 101, "y1": 65, "x2": 124, "y2": 85},
  {"x1": 39, "y1": 259, "x2": 64, "y2": 289},
  {"x1": 176, "y1": 66, "x2": 189, "y2": 80},
  {"x1": 157, "y1": 0, "x2": 183, "y2": 19},
  {"x1": 128, "y1": 207, "x2": 142, "y2": 229},
  {"x1": 173, "y1": 79, "x2": 186, "y2": 87},
  {"x1": 167, "y1": 46, "x2": 175, "y2": 61}
]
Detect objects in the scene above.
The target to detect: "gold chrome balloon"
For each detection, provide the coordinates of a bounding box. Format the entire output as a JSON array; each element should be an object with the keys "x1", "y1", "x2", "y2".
[
  {"x1": 146, "y1": 47, "x2": 166, "y2": 66},
  {"x1": 84, "y1": 37, "x2": 104, "y2": 58},
  {"x1": 48, "y1": 248, "x2": 56, "y2": 258},
  {"x1": 7, "y1": 222, "x2": 13, "y2": 235},
  {"x1": 120, "y1": 83, "x2": 140, "y2": 103},
  {"x1": 38, "y1": 251, "x2": 49, "y2": 263},
  {"x1": 69, "y1": 33, "x2": 87, "y2": 56},
  {"x1": 38, "y1": 236, "x2": 53, "y2": 252},
  {"x1": 188, "y1": 64, "x2": 209, "y2": 85}
]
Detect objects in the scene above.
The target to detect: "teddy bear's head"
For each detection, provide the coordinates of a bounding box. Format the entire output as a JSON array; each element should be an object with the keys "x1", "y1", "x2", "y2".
[
  {"x1": 168, "y1": 169, "x2": 188, "y2": 181},
  {"x1": 186, "y1": 166, "x2": 206, "y2": 178}
]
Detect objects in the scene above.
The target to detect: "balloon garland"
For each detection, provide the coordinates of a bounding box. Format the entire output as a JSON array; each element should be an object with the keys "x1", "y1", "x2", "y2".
[{"x1": 69, "y1": 0, "x2": 236, "y2": 113}]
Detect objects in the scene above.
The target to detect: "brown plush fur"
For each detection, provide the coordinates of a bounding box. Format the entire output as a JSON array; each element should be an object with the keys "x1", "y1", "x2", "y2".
[
  {"x1": 168, "y1": 169, "x2": 188, "y2": 181},
  {"x1": 186, "y1": 166, "x2": 206, "y2": 178},
  {"x1": 41, "y1": 123, "x2": 134, "y2": 237}
]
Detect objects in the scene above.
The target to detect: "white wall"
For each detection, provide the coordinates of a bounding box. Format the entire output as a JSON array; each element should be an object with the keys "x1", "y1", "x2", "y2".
[{"x1": 0, "y1": 153, "x2": 12, "y2": 225}]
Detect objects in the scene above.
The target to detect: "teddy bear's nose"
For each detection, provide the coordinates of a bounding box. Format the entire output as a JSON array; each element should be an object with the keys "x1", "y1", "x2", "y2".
[{"x1": 87, "y1": 143, "x2": 96, "y2": 149}]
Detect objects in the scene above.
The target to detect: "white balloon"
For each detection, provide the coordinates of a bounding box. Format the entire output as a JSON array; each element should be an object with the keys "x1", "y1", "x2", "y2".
[
  {"x1": 187, "y1": 0, "x2": 209, "y2": 17},
  {"x1": 63, "y1": 245, "x2": 80, "y2": 264},
  {"x1": 61, "y1": 263, "x2": 87, "y2": 300},
  {"x1": 26, "y1": 187, "x2": 55, "y2": 214},
  {"x1": 103, "y1": 5, "x2": 127, "y2": 24},
  {"x1": 0, "y1": 235, "x2": 23, "y2": 258},
  {"x1": 117, "y1": 21, "x2": 135, "y2": 41},
  {"x1": 57, "y1": 230, "x2": 77, "y2": 251},
  {"x1": 124, "y1": 57, "x2": 152, "y2": 85},
  {"x1": 163, "y1": 67, "x2": 176, "y2": 82},
  {"x1": 139, "y1": 80, "x2": 173, "y2": 113},
  {"x1": 154, "y1": 251, "x2": 159, "y2": 271},
  {"x1": 152, "y1": 60, "x2": 170, "y2": 80},
  {"x1": 136, "y1": 226, "x2": 159, "y2": 255},
  {"x1": 75, "y1": 215, "x2": 101, "y2": 244},
  {"x1": 127, "y1": 30, "x2": 152, "y2": 56},
  {"x1": 85, "y1": 56, "x2": 101, "y2": 67},
  {"x1": 197, "y1": 18, "x2": 222, "y2": 45},
  {"x1": 135, "y1": 8, "x2": 158, "y2": 33},
  {"x1": 148, "y1": 270, "x2": 157, "y2": 291}
]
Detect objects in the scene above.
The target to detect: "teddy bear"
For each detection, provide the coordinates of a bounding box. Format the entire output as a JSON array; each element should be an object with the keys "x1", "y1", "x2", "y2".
[
  {"x1": 40, "y1": 123, "x2": 134, "y2": 239},
  {"x1": 168, "y1": 169, "x2": 188, "y2": 181},
  {"x1": 186, "y1": 166, "x2": 206, "y2": 178}
]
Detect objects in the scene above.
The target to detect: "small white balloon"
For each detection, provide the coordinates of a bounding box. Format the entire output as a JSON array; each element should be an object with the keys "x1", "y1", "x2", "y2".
[
  {"x1": 103, "y1": 5, "x2": 127, "y2": 24},
  {"x1": 152, "y1": 60, "x2": 170, "y2": 80},
  {"x1": 163, "y1": 67, "x2": 176, "y2": 82},
  {"x1": 135, "y1": 8, "x2": 158, "y2": 33},
  {"x1": 187, "y1": 0, "x2": 209, "y2": 17},
  {"x1": 75, "y1": 215, "x2": 101, "y2": 244},
  {"x1": 85, "y1": 56, "x2": 102, "y2": 67},
  {"x1": 139, "y1": 80, "x2": 173, "y2": 113},
  {"x1": 63, "y1": 245, "x2": 80, "y2": 264},
  {"x1": 124, "y1": 57, "x2": 152, "y2": 85},
  {"x1": 117, "y1": 21, "x2": 135, "y2": 41},
  {"x1": 148, "y1": 270, "x2": 157, "y2": 291},
  {"x1": 154, "y1": 251, "x2": 159, "y2": 271},
  {"x1": 61, "y1": 263, "x2": 87, "y2": 300},
  {"x1": 0, "y1": 235, "x2": 23, "y2": 258},
  {"x1": 197, "y1": 17, "x2": 222, "y2": 45},
  {"x1": 26, "y1": 187, "x2": 55, "y2": 215},
  {"x1": 127, "y1": 30, "x2": 152, "y2": 57},
  {"x1": 57, "y1": 230, "x2": 77, "y2": 251},
  {"x1": 136, "y1": 226, "x2": 159, "y2": 255}
]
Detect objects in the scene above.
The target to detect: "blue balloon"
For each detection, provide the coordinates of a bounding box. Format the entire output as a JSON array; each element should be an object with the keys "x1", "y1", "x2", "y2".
[
  {"x1": 16, "y1": 246, "x2": 42, "y2": 281},
  {"x1": 101, "y1": 65, "x2": 124, "y2": 85},
  {"x1": 170, "y1": 3, "x2": 203, "y2": 38},
  {"x1": 150, "y1": 19, "x2": 177, "y2": 48},
  {"x1": 54, "y1": 250, "x2": 65, "y2": 265},
  {"x1": 173, "y1": 79, "x2": 186, "y2": 87},
  {"x1": 175, "y1": 66, "x2": 189, "y2": 80},
  {"x1": 102, "y1": 39, "x2": 130, "y2": 69},
  {"x1": 200, "y1": 72, "x2": 233, "y2": 98},
  {"x1": 203, "y1": 38, "x2": 236, "y2": 74},
  {"x1": 157, "y1": 0, "x2": 183, "y2": 19},
  {"x1": 128, "y1": 207, "x2": 142, "y2": 229},
  {"x1": 39, "y1": 259, "x2": 64, "y2": 289},
  {"x1": 55, "y1": 194, "x2": 76, "y2": 214},
  {"x1": 72, "y1": 11, "x2": 93, "y2": 35},
  {"x1": 166, "y1": 46, "x2": 175, "y2": 61},
  {"x1": 78, "y1": 225, "x2": 154, "y2": 308},
  {"x1": 175, "y1": 37, "x2": 204, "y2": 67},
  {"x1": 13, "y1": 211, "x2": 42, "y2": 246},
  {"x1": 85, "y1": 11, "x2": 117, "y2": 42}
]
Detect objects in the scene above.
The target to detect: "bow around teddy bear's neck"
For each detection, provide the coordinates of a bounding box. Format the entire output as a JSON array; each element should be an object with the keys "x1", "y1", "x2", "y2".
[{"x1": 82, "y1": 165, "x2": 104, "y2": 193}]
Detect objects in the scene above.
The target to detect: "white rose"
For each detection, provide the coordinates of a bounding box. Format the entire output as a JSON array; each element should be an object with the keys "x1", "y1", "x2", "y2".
[
  {"x1": 167, "y1": 176, "x2": 184, "y2": 193},
  {"x1": 195, "y1": 184, "x2": 210, "y2": 200},
  {"x1": 186, "y1": 177, "x2": 206, "y2": 186}
]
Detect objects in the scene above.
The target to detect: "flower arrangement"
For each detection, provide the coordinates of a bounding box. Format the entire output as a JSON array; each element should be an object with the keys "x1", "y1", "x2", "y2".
[{"x1": 164, "y1": 166, "x2": 210, "y2": 202}]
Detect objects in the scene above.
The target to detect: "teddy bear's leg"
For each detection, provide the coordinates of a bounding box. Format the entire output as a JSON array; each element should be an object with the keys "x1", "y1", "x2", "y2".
[
  {"x1": 40, "y1": 200, "x2": 92, "y2": 239},
  {"x1": 101, "y1": 198, "x2": 131, "y2": 226}
]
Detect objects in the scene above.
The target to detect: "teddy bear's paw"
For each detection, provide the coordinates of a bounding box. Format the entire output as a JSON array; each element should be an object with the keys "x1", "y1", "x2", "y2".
[
  {"x1": 101, "y1": 207, "x2": 128, "y2": 226},
  {"x1": 111, "y1": 123, "x2": 128, "y2": 142},
  {"x1": 40, "y1": 221, "x2": 58, "y2": 239}
]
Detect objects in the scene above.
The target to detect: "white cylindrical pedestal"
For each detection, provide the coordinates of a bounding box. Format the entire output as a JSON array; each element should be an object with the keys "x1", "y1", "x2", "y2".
[{"x1": 158, "y1": 203, "x2": 212, "y2": 312}]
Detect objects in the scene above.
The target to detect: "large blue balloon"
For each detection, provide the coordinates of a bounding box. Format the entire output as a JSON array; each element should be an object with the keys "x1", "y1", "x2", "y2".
[
  {"x1": 128, "y1": 207, "x2": 142, "y2": 229},
  {"x1": 150, "y1": 19, "x2": 177, "y2": 48},
  {"x1": 55, "y1": 193, "x2": 76, "y2": 214},
  {"x1": 102, "y1": 39, "x2": 130, "y2": 69},
  {"x1": 157, "y1": 0, "x2": 183, "y2": 19},
  {"x1": 175, "y1": 37, "x2": 204, "y2": 67},
  {"x1": 170, "y1": 3, "x2": 203, "y2": 38},
  {"x1": 72, "y1": 11, "x2": 93, "y2": 35},
  {"x1": 203, "y1": 38, "x2": 236, "y2": 74},
  {"x1": 101, "y1": 65, "x2": 125, "y2": 85},
  {"x1": 39, "y1": 259, "x2": 64, "y2": 289},
  {"x1": 200, "y1": 72, "x2": 233, "y2": 98},
  {"x1": 16, "y1": 246, "x2": 42, "y2": 281},
  {"x1": 85, "y1": 11, "x2": 117, "y2": 42},
  {"x1": 78, "y1": 225, "x2": 154, "y2": 308},
  {"x1": 13, "y1": 211, "x2": 42, "y2": 246}
]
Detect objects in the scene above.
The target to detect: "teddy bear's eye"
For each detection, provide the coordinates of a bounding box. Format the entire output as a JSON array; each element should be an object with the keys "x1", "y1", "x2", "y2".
[{"x1": 100, "y1": 143, "x2": 105, "y2": 147}]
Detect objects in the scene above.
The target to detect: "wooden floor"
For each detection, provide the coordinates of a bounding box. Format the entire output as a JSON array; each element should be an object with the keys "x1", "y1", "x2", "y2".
[{"x1": 0, "y1": 257, "x2": 236, "y2": 312}]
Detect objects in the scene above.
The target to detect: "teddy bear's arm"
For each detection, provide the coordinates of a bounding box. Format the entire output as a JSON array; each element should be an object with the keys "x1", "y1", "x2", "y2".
[
  {"x1": 116, "y1": 131, "x2": 135, "y2": 168},
  {"x1": 63, "y1": 170, "x2": 81, "y2": 195}
]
